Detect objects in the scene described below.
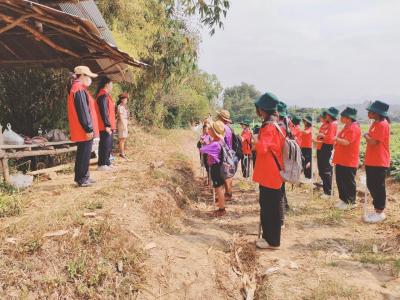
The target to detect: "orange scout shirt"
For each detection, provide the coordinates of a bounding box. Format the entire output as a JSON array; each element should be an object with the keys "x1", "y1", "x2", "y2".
[
  {"x1": 332, "y1": 122, "x2": 361, "y2": 168},
  {"x1": 365, "y1": 119, "x2": 391, "y2": 168},
  {"x1": 253, "y1": 121, "x2": 285, "y2": 189}
]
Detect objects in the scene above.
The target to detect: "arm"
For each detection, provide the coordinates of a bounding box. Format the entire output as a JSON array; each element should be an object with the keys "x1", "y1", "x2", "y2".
[
  {"x1": 97, "y1": 95, "x2": 110, "y2": 128},
  {"x1": 74, "y1": 90, "x2": 93, "y2": 133},
  {"x1": 364, "y1": 134, "x2": 379, "y2": 145}
]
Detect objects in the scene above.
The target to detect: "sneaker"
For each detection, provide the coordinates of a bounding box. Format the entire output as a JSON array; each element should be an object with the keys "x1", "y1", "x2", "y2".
[
  {"x1": 364, "y1": 212, "x2": 386, "y2": 223},
  {"x1": 97, "y1": 165, "x2": 112, "y2": 171},
  {"x1": 256, "y1": 238, "x2": 280, "y2": 250},
  {"x1": 320, "y1": 194, "x2": 331, "y2": 200},
  {"x1": 88, "y1": 178, "x2": 96, "y2": 184},
  {"x1": 78, "y1": 181, "x2": 93, "y2": 187},
  {"x1": 335, "y1": 200, "x2": 356, "y2": 210}
]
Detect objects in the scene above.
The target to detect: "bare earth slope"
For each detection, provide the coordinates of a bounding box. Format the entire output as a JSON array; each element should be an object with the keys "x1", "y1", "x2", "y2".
[{"x1": 0, "y1": 128, "x2": 399, "y2": 299}]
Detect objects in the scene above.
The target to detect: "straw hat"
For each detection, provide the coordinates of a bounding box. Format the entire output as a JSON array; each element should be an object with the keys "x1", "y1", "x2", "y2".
[
  {"x1": 74, "y1": 66, "x2": 98, "y2": 78},
  {"x1": 216, "y1": 110, "x2": 232, "y2": 123},
  {"x1": 210, "y1": 121, "x2": 225, "y2": 139}
]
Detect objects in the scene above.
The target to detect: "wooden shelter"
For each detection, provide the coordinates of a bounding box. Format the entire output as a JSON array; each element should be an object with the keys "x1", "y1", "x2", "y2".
[{"x1": 0, "y1": 0, "x2": 148, "y2": 81}]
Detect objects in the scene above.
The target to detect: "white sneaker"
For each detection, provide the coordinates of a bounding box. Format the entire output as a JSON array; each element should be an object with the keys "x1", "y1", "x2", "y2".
[
  {"x1": 320, "y1": 194, "x2": 331, "y2": 200},
  {"x1": 256, "y1": 238, "x2": 280, "y2": 250},
  {"x1": 335, "y1": 200, "x2": 357, "y2": 210},
  {"x1": 364, "y1": 212, "x2": 386, "y2": 223},
  {"x1": 97, "y1": 165, "x2": 112, "y2": 171}
]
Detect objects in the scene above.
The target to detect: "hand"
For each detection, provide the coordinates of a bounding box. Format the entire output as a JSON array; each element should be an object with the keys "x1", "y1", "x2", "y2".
[
  {"x1": 86, "y1": 132, "x2": 94, "y2": 140},
  {"x1": 363, "y1": 133, "x2": 369, "y2": 139},
  {"x1": 106, "y1": 127, "x2": 112, "y2": 135}
]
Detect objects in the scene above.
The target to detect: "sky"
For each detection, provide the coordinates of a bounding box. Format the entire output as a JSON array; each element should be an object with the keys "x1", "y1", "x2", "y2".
[{"x1": 198, "y1": 0, "x2": 400, "y2": 106}]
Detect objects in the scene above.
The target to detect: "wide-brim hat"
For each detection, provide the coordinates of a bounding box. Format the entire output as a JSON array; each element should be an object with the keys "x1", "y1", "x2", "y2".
[
  {"x1": 239, "y1": 119, "x2": 251, "y2": 126},
  {"x1": 255, "y1": 92, "x2": 279, "y2": 112},
  {"x1": 366, "y1": 100, "x2": 389, "y2": 117},
  {"x1": 325, "y1": 107, "x2": 339, "y2": 119},
  {"x1": 210, "y1": 120, "x2": 225, "y2": 139},
  {"x1": 291, "y1": 115, "x2": 301, "y2": 125},
  {"x1": 118, "y1": 92, "x2": 129, "y2": 100},
  {"x1": 74, "y1": 66, "x2": 98, "y2": 78},
  {"x1": 216, "y1": 109, "x2": 232, "y2": 123},
  {"x1": 303, "y1": 115, "x2": 313, "y2": 125},
  {"x1": 341, "y1": 107, "x2": 357, "y2": 120},
  {"x1": 277, "y1": 101, "x2": 288, "y2": 117}
]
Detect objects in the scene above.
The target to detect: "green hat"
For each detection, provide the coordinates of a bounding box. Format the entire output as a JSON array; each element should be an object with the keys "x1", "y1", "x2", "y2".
[
  {"x1": 341, "y1": 107, "x2": 357, "y2": 120},
  {"x1": 291, "y1": 115, "x2": 301, "y2": 125},
  {"x1": 277, "y1": 101, "x2": 288, "y2": 117},
  {"x1": 303, "y1": 115, "x2": 313, "y2": 125},
  {"x1": 239, "y1": 119, "x2": 251, "y2": 126},
  {"x1": 255, "y1": 92, "x2": 279, "y2": 112},
  {"x1": 325, "y1": 107, "x2": 339, "y2": 119},
  {"x1": 366, "y1": 100, "x2": 389, "y2": 117}
]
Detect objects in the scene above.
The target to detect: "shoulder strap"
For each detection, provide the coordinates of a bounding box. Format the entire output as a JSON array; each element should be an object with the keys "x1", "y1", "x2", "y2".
[
  {"x1": 271, "y1": 151, "x2": 282, "y2": 171},
  {"x1": 273, "y1": 122, "x2": 286, "y2": 138}
]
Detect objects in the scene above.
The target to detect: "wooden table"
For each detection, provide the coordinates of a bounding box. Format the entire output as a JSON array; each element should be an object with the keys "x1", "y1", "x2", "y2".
[{"x1": 0, "y1": 141, "x2": 94, "y2": 183}]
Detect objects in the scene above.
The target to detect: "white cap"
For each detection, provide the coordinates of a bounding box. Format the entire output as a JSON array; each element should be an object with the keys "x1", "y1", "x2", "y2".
[{"x1": 74, "y1": 66, "x2": 98, "y2": 78}]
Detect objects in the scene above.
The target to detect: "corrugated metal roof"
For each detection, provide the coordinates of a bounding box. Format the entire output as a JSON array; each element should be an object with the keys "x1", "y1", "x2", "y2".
[{"x1": 58, "y1": 0, "x2": 116, "y2": 46}]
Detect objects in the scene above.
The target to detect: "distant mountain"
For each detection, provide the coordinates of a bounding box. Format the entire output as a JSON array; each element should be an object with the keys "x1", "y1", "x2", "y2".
[{"x1": 333, "y1": 101, "x2": 400, "y2": 121}]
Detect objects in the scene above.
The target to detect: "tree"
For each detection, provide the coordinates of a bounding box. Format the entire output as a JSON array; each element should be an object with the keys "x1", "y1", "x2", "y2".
[{"x1": 222, "y1": 83, "x2": 261, "y2": 123}]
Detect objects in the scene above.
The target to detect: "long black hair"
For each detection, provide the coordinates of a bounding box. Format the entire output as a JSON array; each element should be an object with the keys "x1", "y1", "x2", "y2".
[{"x1": 95, "y1": 76, "x2": 111, "y2": 97}]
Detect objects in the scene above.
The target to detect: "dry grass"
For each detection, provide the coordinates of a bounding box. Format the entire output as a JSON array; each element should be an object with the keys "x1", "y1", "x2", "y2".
[{"x1": 305, "y1": 278, "x2": 359, "y2": 300}]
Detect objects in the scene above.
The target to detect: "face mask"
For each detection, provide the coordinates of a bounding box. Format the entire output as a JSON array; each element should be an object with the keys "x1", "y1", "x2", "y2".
[{"x1": 82, "y1": 76, "x2": 92, "y2": 87}]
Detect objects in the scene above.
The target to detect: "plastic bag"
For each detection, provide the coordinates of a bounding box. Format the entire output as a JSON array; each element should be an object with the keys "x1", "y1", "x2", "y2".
[
  {"x1": 3, "y1": 124, "x2": 24, "y2": 145},
  {"x1": 9, "y1": 173, "x2": 33, "y2": 189}
]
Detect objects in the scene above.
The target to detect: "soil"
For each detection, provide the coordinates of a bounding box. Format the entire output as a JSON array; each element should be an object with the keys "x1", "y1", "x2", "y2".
[{"x1": 0, "y1": 128, "x2": 399, "y2": 299}]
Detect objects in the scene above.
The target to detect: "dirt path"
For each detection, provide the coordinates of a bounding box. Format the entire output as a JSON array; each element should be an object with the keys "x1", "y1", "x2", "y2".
[{"x1": 0, "y1": 129, "x2": 399, "y2": 299}]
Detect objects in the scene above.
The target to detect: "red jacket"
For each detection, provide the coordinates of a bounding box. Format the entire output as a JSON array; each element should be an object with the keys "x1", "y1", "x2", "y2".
[
  {"x1": 67, "y1": 80, "x2": 99, "y2": 142},
  {"x1": 95, "y1": 89, "x2": 116, "y2": 131},
  {"x1": 253, "y1": 121, "x2": 285, "y2": 189}
]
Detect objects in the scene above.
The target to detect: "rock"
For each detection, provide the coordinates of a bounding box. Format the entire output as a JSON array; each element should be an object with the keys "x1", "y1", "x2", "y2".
[
  {"x1": 372, "y1": 244, "x2": 379, "y2": 254},
  {"x1": 117, "y1": 261, "x2": 123, "y2": 273},
  {"x1": 72, "y1": 228, "x2": 80, "y2": 238},
  {"x1": 265, "y1": 267, "x2": 280, "y2": 275},
  {"x1": 5, "y1": 237, "x2": 17, "y2": 245},
  {"x1": 144, "y1": 242, "x2": 157, "y2": 251},
  {"x1": 288, "y1": 262, "x2": 300, "y2": 270},
  {"x1": 84, "y1": 212, "x2": 97, "y2": 218},
  {"x1": 43, "y1": 230, "x2": 68, "y2": 238}
]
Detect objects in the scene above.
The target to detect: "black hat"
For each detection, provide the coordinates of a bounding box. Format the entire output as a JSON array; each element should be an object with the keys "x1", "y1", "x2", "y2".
[
  {"x1": 325, "y1": 107, "x2": 339, "y2": 119},
  {"x1": 341, "y1": 107, "x2": 357, "y2": 120},
  {"x1": 277, "y1": 101, "x2": 288, "y2": 117},
  {"x1": 239, "y1": 119, "x2": 251, "y2": 126},
  {"x1": 255, "y1": 92, "x2": 279, "y2": 112},
  {"x1": 366, "y1": 100, "x2": 389, "y2": 117}
]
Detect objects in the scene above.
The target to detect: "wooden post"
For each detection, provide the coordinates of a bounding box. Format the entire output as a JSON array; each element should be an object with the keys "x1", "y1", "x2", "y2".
[{"x1": 1, "y1": 158, "x2": 10, "y2": 184}]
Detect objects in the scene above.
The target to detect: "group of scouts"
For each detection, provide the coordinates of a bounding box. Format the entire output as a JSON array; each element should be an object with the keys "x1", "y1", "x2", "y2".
[
  {"x1": 67, "y1": 66, "x2": 130, "y2": 187},
  {"x1": 198, "y1": 92, "x2": 391, "y2": 250}
]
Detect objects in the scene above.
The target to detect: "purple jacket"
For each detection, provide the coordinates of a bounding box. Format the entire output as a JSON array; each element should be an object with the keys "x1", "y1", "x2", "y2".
[
  {"x1": 200, "y1": 141, "x2": 222, "y2": 165},
  {"x1": 224, "y1": 125, "x2": 233, "y2": 149}
]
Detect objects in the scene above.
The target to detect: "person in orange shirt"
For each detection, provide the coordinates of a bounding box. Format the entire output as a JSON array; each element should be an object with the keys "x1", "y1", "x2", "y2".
[
  {"x1": 240, "y1": 119, "x2": 252, "y2": 178},
  {"x1": 67, "y1": 66, "x2": 99, "y2": 187},
  {"x1": 253, "y1": 93, "x2": 285, "y2": 250},
  {"x1": 291, "y1": 115, "x2": 302, "y2": 145},
  {"x1": 300, "y1": 115, "x2": 313, "y2": 179},
  {"x1": 332, "y1": 107, "x2": 361, "y2": 210},
  {"x1": 95, "y1": 76, "x2": 116, "y2": 171},
  {"x1": 363, "y1": 101, "x2": 391, "y2": 223},
  {"x1": 317, "y1": 107, "x2": 338, "y2": 199}
]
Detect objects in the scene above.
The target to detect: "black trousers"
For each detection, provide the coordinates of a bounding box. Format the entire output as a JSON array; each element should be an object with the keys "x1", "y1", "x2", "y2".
[
  {"x1": 301, "y1": 148, "x2": 312, "y2": 179},
  {"x1": 280, "y1": 183, "x2": 288, "y2": 226},
  {"x1": 75, "y1": 139, "x2": 93, "y2": 184},
  {"x1": 241, "y1": 154, "x2": 251, "y2": 178},
  {"x1": 259, "y1": 185, "x2": 282, "y2": 247},
  {"x1": 335, "y1": 165, "x2": 357, "y2": 204},
  {"x1": 366, "y1": 166, "x2": 388, "y2": 210},
  {"x1": 317, "y1": 144, "x2": 333, "y2": 195},
  {"x1": 202, "y1": 154, "x2": 209, "y2": 173},
  {"x1": 98, "y1": 131, "x2": 113, "y2": 166},
  {"x1": 252, "y1": 151, "x2": 257, "y2": 167}
]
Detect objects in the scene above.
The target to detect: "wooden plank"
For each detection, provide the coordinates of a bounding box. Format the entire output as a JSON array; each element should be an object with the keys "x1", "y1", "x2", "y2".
[
  {"x1": 27, "y1": 164, "x2": 70, "y2": 176},
  {"x1": 1, "y1": 158, "x2": 10, "y2": 183},
  {"x1": 5, "y1": 147, "x2": 77, "y2": 159}
]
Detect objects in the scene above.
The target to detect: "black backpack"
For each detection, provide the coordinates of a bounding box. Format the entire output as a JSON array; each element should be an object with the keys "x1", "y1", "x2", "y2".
[{"x1": 232, "y1": 132, "x2": 243, "y2": 160}]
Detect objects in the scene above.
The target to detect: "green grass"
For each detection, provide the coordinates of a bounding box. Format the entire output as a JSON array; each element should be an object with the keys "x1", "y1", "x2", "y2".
[{"x1": 0, "y1": 194, "x2": 21, "y2": 218}]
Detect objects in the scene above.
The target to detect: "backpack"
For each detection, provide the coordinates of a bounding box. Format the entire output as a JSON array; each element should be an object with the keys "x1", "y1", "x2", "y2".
[
  {"x1": 232, "y1": 132, "x2": 243, "y2": 160},
  {"x1": 272, "y1": 123, "x2": 303, "y2": 184},
  {"x1": 219, "y1": 141, "x2": 238, "y2": 180}
]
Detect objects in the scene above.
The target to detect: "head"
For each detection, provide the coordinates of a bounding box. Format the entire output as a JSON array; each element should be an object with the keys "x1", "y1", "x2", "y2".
[
  {"x1": 117, "y1": 93, "x2": 129, "y2": 106},
  {"x1": 303, "y1": 120, "x2": 311, "y2": 128},
  {"x1": 96, "y1": 76, "x2": 113, "y2": 96},
  {"x1": 367, "y1": 111, "x2": 381, "y2": 121},
  {"x1": 367, "y1": 100, "x2": 389, "y2": 121},
  {"x1": 340, "y1": 107, "x2": 357, "y2": 125},
  {"x1": 209, "y1": 121, "x2": 225, "y2": 141},
  {"x1": 216, "y1": 110, "x2": 232, "y2": 124},
  {"x1": 74, "y1": 66, "x2": 97, "y2": 88},
  {"x1": 319, "y1": 114, "x2": 326, "y2": 123},
  {"x1": 255, "y1": 92, "x2": 280, "y2": 121},
  {"x1": 202, "y1": 124, "x2": 209, "y2": 134}
]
